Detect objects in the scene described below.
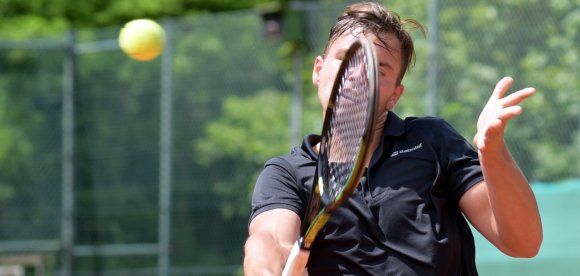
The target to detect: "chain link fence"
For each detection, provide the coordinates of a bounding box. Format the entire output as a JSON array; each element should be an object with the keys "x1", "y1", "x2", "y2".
[{"x1": 0, "y1": 0, "x2": 578, "y2": 275}]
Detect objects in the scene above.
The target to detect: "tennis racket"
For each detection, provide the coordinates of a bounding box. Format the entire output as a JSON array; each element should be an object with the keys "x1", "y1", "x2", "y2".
[{"x1": 281, "y1": 37, "x2": 379, "y2": 276}]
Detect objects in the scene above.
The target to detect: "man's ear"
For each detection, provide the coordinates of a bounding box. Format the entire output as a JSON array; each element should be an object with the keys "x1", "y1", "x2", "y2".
[
  {"x1": 312, "y1": 56, "x2": 324, "y2": 86},
  {"x1": 387, "y1": 84, "x2": 405, "y2": 110}
]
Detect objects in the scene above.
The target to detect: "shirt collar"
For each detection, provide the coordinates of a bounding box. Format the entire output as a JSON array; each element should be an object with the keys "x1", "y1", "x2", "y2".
[
  {"x1": 301, "y1": 134, "x2": 320, "y2": 161},
  {"x1": 300, "y1": 111, "x2": 405, "y2": 162},
  {"x1": 367, "y1": 111, "x2": 405, "y2": 167},
  {"x1": 383, "y1": 111, "x2": 405, "y2": 137}
]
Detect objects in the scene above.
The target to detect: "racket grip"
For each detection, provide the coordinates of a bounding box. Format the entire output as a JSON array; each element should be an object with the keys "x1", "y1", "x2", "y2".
[{"x1": 281, "y1": 241, "x2": 310, "y2": 276}]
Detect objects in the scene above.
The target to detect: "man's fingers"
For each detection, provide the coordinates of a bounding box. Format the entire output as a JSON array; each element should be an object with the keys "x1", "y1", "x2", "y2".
[
  {"x1": 500, "y1": 87, "x2": 536, "y2": 107},
  {"x1": 476, "y1": 77, "x2": 534, "y2": 152},
  {"x1": 491, "y1": 76, "x2": 514, "y2": 100},
  {"x1": 498, "y1": 106, "x2": 524, "y2": 121}
]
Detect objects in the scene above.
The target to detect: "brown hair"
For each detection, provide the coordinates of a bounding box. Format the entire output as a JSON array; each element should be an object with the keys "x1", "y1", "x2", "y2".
[{"x1": 324, "y1": 1, "x2": 425, "y2": 84}]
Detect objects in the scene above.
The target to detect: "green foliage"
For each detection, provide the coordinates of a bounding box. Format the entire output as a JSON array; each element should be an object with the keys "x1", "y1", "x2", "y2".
[
  {"x1": 435, "y1": 0, "x2": 580, "y2": 181},
  {"x1": 195, "y1": 90, "x2": 292, "y2": 217},
  {"x1": 0, "y1": 0, "x2": 288, "y2": 27},
  {"x1": 197, "y1": 90, "x2": 292, "y2": 165}
]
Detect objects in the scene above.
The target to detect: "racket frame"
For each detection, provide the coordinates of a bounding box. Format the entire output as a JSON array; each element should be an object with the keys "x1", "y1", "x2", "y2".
[{"x1": 282, "y1": 36, "x2": 379, "y2": 276}]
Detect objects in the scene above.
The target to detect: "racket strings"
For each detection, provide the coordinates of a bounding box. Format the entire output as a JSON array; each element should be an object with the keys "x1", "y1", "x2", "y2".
[{"x1": 320, "y1": 47, "x2": 370, "y2": 200}]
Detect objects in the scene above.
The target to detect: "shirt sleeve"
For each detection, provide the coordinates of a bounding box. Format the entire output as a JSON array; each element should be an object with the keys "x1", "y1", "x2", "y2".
[
  {"x1": 438, "y1": 120, "x2": 484, "y2": 203},
  {"x1": 249, "y1": 156, "x2": 308, "y2": 224}
]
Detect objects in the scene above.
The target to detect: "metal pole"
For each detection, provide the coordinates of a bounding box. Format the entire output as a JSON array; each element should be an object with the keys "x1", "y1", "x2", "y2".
[
  {"x1": 291, "y1": 49, "x2": 303, "y2": 146},
  {"x1": 61, "y1": 28, "x2": 76, "y2": 276},
  {"x1": 289, "y1": 0, "x2": 306, "y2": 147},
  {"x1": 428, "y1": 0, "x2": 440, "y2": 116},
  {"x1": 158, "y1": 18, "x2": 174, "y2": 276}
]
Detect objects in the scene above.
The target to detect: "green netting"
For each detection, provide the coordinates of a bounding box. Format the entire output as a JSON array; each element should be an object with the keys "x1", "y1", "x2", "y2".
[{"x1": 476, "y1": 179, "x2": 580, "y2": 276}]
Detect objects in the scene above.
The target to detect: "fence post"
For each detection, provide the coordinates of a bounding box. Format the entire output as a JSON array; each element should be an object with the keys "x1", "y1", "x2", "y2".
[
  {"x1": 291, "y1": 49, "x2": 303, "y2": 147},
  {"x1": 427, "y1": 0, "x2": 439, "y2": 116},
  {"x1": 158, "y1": 17, "x2": 174, "y2": 276},
  {"x1": 61, "y1": 28, "x2": 76, "y2": 276}
]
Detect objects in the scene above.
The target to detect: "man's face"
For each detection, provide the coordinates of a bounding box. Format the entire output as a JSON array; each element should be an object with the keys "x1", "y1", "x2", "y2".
[{"x1": 312, "y1": 30, "x2": 405, "y2": 117}]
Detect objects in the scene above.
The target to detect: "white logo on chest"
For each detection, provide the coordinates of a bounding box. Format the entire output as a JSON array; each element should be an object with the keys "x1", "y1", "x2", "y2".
[{"x1": 390, "y1": 142, "x2": 423, "y2": 157}]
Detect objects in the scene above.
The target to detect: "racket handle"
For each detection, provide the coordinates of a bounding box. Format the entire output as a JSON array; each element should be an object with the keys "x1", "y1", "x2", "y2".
[{"x1": 281, "y1": 241, "x2": 310, "y2": 276}]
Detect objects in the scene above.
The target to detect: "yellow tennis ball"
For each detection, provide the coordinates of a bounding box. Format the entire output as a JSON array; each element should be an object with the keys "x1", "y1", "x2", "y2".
[{"x1": 119, "y1": 19, "x2": 165, "y2": 61}]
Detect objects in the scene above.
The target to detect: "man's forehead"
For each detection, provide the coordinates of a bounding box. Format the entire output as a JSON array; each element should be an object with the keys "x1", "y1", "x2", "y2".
[
  {"x1": 331, "y1": 30, "x2": 401, "y2": 50},
  {"x1": 327, "y1": 30, "x2": 402, "y2": 70},
  {"x1": 372, "y1": 33, "x2": 402, "y2": 51}
]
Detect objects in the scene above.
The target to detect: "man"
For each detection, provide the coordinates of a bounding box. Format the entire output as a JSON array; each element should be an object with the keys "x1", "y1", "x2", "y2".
[{"x1": 244, "y1": 2, "x2": 542, "y2": 275}]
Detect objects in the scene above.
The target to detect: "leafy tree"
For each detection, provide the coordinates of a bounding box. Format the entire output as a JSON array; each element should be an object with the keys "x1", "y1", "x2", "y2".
[
  {"x1": 0, "y1": 0, "x2": 289, "y2": 27},
  {"x1": 436, "y1": 0, "x2": 580, "y2": 181}
]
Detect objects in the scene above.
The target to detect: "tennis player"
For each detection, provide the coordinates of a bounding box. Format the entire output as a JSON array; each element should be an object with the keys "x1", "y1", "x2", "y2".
[{"x1": 244, "y1": 2, "x2": 542, "y2": 275}]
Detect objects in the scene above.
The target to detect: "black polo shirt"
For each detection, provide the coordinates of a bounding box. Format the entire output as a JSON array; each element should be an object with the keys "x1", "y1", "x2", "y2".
[{"x1": 250, "y1": 112, "x2": 484, "y2": 275}]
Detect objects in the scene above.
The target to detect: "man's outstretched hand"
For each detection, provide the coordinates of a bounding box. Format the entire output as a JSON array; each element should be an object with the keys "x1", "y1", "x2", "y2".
[{"x1": 473, "y1": 76, "x2": 536, "y2": 153}]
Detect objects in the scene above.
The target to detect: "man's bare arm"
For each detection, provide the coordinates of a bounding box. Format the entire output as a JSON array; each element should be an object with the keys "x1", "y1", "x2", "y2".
[
  {"x1": 244, "y1": 209, "x2": 301, "y2": 275},
  {"x1": 461, "y1": 77, "x2": 542, "y2": 257}
]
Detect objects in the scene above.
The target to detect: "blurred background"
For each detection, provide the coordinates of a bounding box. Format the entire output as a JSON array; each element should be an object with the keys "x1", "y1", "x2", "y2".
[{"x1": 0, "y1": 0, "x2": 578, "y2": 275}]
